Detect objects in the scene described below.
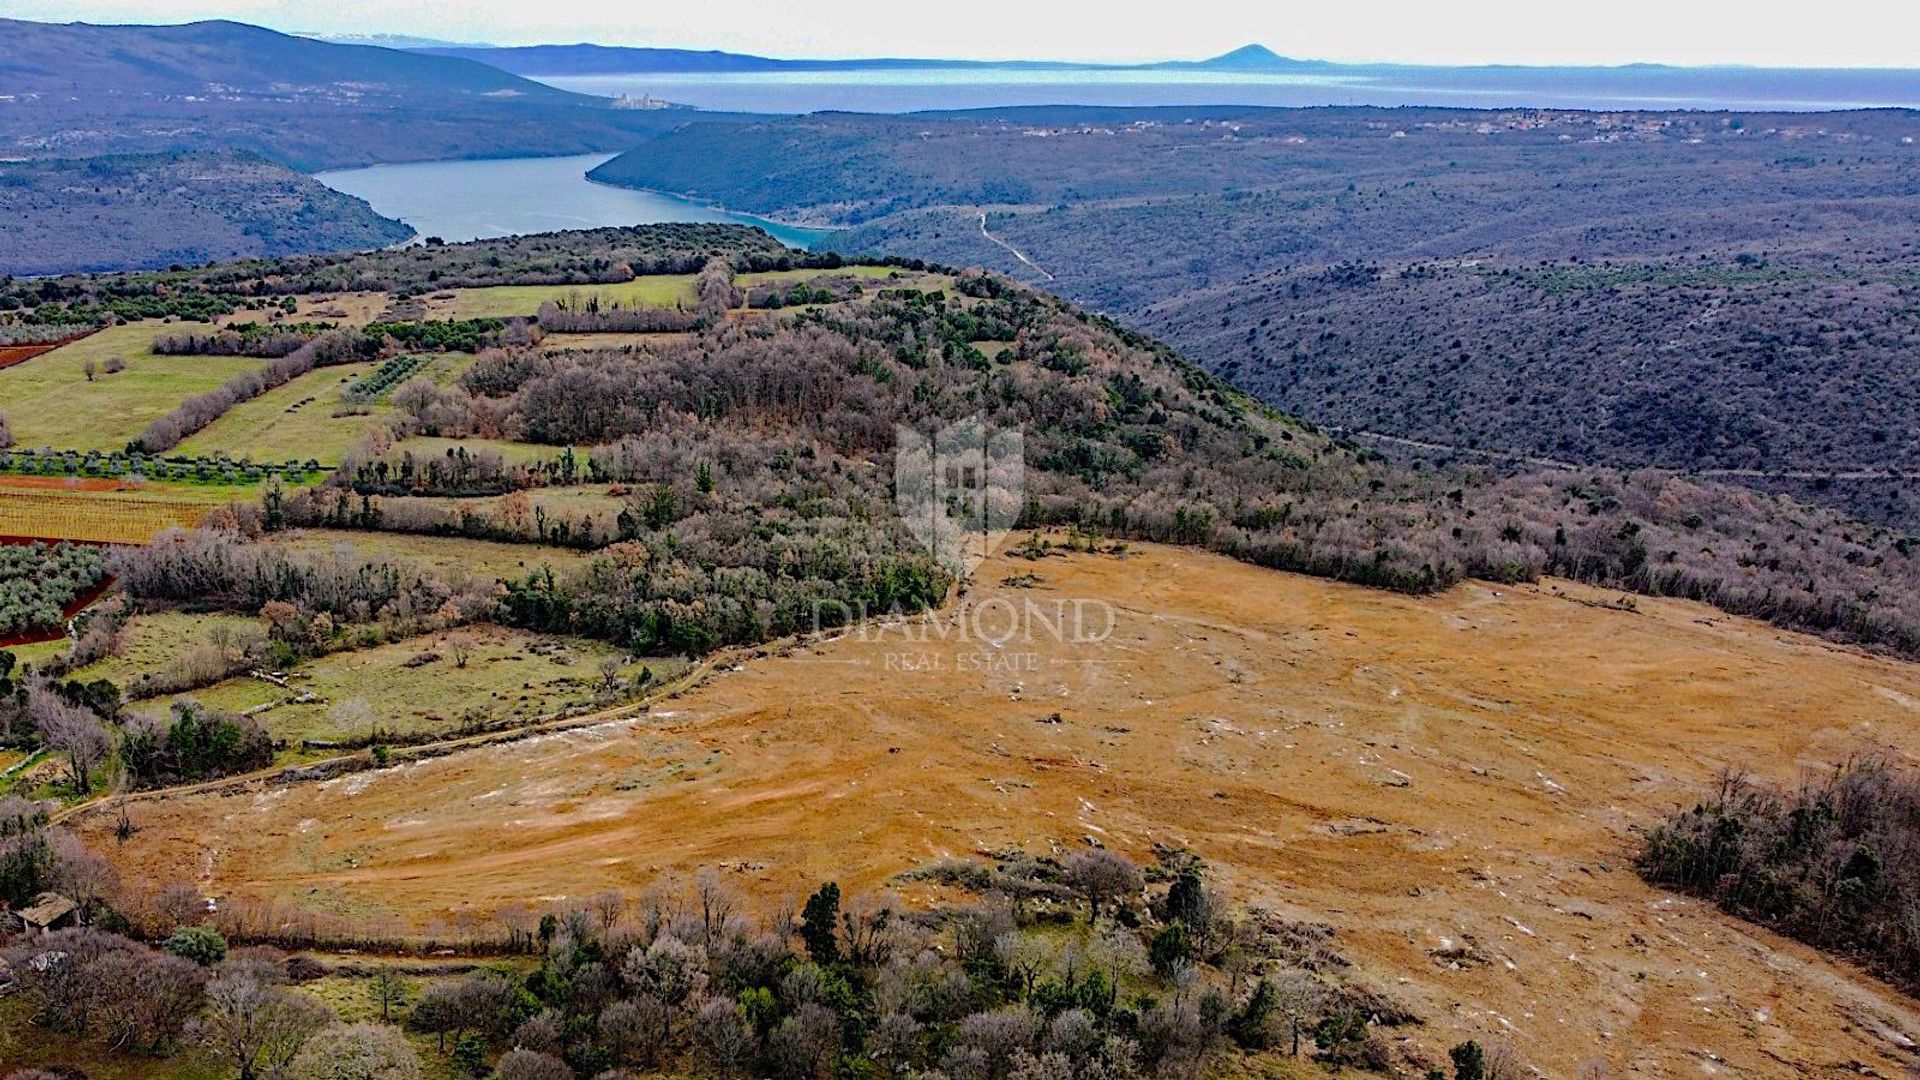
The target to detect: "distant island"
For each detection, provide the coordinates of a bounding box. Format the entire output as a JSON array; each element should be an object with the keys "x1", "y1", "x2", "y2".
[{"x1": 412, "y1": 41, "x2": 1322, "y2": 76}]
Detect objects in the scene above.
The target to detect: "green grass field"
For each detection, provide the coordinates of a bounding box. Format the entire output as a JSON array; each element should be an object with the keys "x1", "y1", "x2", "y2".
[
  {"x1": 738, "y1": 265, "x2": 919, "y2": 289},
  {"x1": 432, "y1": 275, "x2": 698, "y2": 319},
  {"x1": 0, "y1": 323, "x2": 264, "y2": 451},
  {"x1": 68, "y1": 609, "x2": 261, "y2": 689},
  {"x1": 176, "y1": 361, "x2": 386, "y2": 465},
  {"x1": 152, "y1": 623, "x2": 679, "y2": 745},
  {"x1": 178, "y1": 353, "x2": 477, "y2": 465},
  {"x1": 3, "y1": 635, "x2": 68, "y2": 669}
]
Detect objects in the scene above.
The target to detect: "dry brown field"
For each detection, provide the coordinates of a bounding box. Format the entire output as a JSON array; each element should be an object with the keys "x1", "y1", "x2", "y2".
[{"x1": 80, "y1": 542, "x2": 1920, "y2": 1073}]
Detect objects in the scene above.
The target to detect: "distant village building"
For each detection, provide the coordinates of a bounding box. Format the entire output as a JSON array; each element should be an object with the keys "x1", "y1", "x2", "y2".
[{"x1": 611, "y1": 93, "x2": 672, "y2": 111}]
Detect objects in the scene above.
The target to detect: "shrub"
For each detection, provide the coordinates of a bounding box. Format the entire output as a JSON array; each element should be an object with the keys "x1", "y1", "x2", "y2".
[{"x1": 162, "y1": 924, "x2": 229, "y2": 966}]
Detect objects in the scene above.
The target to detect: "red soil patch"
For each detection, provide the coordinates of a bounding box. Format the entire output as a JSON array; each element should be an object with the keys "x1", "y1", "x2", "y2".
[{"x1": 0, "y1": 328, "x2": 96, "y2": 370}]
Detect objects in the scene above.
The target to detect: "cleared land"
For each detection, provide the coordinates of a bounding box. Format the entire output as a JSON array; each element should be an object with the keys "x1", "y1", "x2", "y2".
[
  {"x1": 175, "y1": 361, "x2": 388, "y2": 465},
  {"x1": 0, "y1": 323, "x2": 262, "y2": 450},
  {"x1": 152, "y1": 623, "x2": 674, "y2": 745},
  {"x1": 426, "y1": 276, "x2": 698, "y2": 320},
  {"x1": 260, "y1": 528, "x2": 592, "y2": 578},
  {"x1": 0, "y1": 489, "x2": 214, "y2": 543},
  {"x1": 69, "y1": 610, "x2": 260, "y2": 688},
  {"x1": 83, "y1": 541, "x2": 1920, "y2": 1074}
]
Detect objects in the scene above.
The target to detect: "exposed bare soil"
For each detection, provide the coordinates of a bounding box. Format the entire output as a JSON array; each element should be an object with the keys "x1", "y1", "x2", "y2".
[{"x1": 82, "y1": 543, "x2": 1920, "y2": 1074}]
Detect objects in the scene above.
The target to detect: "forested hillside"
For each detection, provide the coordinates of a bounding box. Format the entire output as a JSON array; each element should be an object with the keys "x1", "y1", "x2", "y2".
[
  {"x1": 0, "y1": 18, "x2": 720, "y2": 170},
  {"x1": 0, "y1": 151, "x2": 414, "y2": 277},
  {"x1": 7, "y1": 225, "x2": 1915, "y2": 658},
  {"x1": 591, "y1": 106, "x2": 1920, "y2": 524}
]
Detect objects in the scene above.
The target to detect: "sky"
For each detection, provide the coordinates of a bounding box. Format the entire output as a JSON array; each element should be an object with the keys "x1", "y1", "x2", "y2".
[{"x1": 2, "y1": 0, "x2": 1917, "y2": 68}]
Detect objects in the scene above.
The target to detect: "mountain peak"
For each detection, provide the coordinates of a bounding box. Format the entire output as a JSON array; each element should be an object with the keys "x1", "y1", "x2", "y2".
[{"x1": 1200, "y1": 44, "x2": 1295, "y2": 69}]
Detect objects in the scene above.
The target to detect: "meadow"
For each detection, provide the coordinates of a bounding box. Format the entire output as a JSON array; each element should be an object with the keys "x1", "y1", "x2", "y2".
[
  {"x1": 0, "y1": 323, "x2": 264, "y2": 451},
  {"x1": 425, "y1": 275, "x2": 699, "y2": 319},
  {"x1": 77, "y1": 541, "x2": 1920, "y2": 1074},
  {"x1": 176, "y1": 351, "x2": 475, "y2": 466},
  {"x1": 148, "y1": 623, "x2": 675, "y2": 746},
  {"x1": 260, "y1": 527, "x2": 593, "y2": 578},
  {"x1": 174, "y1": 361, "x2": 388, "y2": 465}
]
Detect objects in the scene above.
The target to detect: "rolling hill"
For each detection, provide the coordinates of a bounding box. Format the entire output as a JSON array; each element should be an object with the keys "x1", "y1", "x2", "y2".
[
  {"x1": 0, "y1": 151, "x2": 414, "y2": 277},
  {"x1": 0, "y1": 17, "x2": 577, "y2": 99},
  {"x1": 0, "y1": 17, "x2": 737, "y2": 169},
  {"x1": 589, "y1": 105, "x2": 1920, "y2": 525}
]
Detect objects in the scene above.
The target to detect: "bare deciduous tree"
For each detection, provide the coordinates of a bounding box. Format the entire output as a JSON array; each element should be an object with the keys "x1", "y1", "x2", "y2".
[
  {"x1": 30, "y1": 689, "x2": 111, "y2": 794},
  {"x1": 1269, "y1": 968, "x2": 1326, "y2": 1058},
  {"x1": 198, "y1": 969, "x2": 333, "y2": 1080},
  {"x1": 287, "y1": 1022, "x2": 420, "y2": 1080},
  {"x1": 1063, "y1": 849, "x2": 1141, "y2": 923}
]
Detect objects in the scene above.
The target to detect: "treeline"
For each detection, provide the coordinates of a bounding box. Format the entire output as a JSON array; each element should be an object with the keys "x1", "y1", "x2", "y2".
[
  {"x1": 110, "y1": 527, "x2": 495, "y2": 636},
  {"x1": 1639, "y1": 758, "x2": 1920, "y2": 995},
  {"x1": 337, "y1": 444, "x2": 583, "y2": 497},
  {"x1": 746, "y1": 275, "x2": 866, "y2": 310},
  {"x1": 4, "y1": 291, "x2": 238, "y2": 327},
  {"x1": 1, "y1": 222, "x2": 930, "y2": 330},
  {"x1": 278, "y1": 486, "x2": 615, "y2": 550},
  {"x1": 149, "y1": 321, "x2": 336, "y2": 358},
  {"x1": 4, "y1": 225, "x2": 792, "y2": 314},
  {"x1": 366, "y1": 317, "x2": 508, "y2": 354}
]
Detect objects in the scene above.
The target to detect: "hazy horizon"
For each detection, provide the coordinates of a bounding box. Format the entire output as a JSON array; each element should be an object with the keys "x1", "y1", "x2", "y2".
[{"x1": 4, "y1": 0, "x2": 1918, "y2": 70}]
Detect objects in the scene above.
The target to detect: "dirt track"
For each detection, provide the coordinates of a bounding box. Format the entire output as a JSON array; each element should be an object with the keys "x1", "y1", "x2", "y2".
[{"x1": 83, "y1": 543, "x2": 1920, "y2": 1073}]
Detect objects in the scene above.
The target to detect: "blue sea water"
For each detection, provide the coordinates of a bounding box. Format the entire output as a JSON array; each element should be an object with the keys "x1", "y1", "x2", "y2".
[
  {"x1": 543, "y1": 65, "x2": 1920, "y2": 114},
  {"x1": 314, "y1": 153, "x2": 834, "y2": 249},
  {"x1": 314, "y1": 69, "x2": 1920, "y2": 252}
]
